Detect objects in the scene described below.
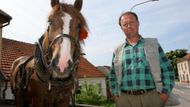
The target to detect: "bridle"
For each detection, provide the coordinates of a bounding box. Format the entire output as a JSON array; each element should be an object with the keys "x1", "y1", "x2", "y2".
[
  {"x1": 34, "y1": 23, "x2": 81, "y2": 90},
  {"x1": 36, "y1": 33, "x2": 80, "y2": 69}
]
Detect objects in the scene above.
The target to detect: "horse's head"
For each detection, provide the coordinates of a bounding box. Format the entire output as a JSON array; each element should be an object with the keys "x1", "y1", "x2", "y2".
[{"x1": 35, "y1": 0, "x2": 88, "y2": 81}]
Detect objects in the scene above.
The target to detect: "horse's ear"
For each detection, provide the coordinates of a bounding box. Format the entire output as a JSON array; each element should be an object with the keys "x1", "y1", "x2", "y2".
[
  {"x1": 51, "y1": 0, "x2": 59, "y2": 7},
  {"x1": 74, "y1": 0, "x2": 83, "y2": 11}
]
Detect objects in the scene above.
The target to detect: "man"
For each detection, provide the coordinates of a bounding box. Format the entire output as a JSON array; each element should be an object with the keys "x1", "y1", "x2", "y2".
[{"x1": 108, "y1": 11, "x2": 175, "y2": 107}]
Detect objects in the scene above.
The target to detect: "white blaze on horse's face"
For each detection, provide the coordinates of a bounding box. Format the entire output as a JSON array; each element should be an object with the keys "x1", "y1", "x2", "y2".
[
  {"x1": 54, "y1": 13, "x2": 73, "y2": 73},
  {"x1": 62, "y1": 13, "x2": 72, "y2": 35}
]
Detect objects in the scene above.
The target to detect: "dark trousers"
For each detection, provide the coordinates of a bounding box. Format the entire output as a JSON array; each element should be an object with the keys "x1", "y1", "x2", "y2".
[{"x1": 116, "y1": 89, "x2": 164, "y2": 107}]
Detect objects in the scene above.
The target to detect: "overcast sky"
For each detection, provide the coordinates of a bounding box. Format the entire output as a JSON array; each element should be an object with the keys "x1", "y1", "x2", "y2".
[{"x1": 1, "y1": 0, "x2": 190, "y2": 66}]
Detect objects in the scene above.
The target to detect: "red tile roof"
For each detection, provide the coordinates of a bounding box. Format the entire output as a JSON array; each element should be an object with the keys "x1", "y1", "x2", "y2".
[
  {"x1": 183, "y1": 53, "x2": 190, "y2": 60},
  {"x1": 0, "y1": 38, "x2": 104, "y2": 80},
  {"x1": 1, "y1": 38, "x2": 35, "y2": 79},
  {"x1": 177, "y1": 53, "x2": 190, "y2": 63},
  {"x1": 78, "y1": 57, "x2": 105, "y2": 78}
]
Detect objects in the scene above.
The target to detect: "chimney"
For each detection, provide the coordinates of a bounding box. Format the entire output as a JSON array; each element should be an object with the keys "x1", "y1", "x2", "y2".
[{"x1": 0, "y1": 9, "x2": 12, "y2": 68}]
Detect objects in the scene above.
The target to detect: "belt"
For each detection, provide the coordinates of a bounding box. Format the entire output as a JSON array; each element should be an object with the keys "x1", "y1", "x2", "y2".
[{"x1": 121, "y1": 88, "x2": 155, "y2": 95}]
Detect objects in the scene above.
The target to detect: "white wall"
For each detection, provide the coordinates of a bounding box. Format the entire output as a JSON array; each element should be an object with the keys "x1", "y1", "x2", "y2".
[
  {"x1": 0, "y1": 82, "x2": 14, "y2": 100},
  {"x1": 177, "y1": 61, "x2": 190, "y2": 82}
]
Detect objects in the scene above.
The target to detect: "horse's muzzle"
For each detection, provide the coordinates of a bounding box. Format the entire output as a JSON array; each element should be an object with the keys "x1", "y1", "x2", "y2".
[{"x1": 51, "y1": 64, "x2": 74, "y2": 81}]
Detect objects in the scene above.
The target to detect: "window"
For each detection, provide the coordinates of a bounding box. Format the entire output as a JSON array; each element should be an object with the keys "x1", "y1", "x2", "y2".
[
  {"x1": 181, "y1": 63, "x2": 184, "y2": 70},
  {"x1": 178, "y1": 64, "x2": 180, "y2": 71},
  {"x1": 184, "y1": 63, "x2": 187, "y2": 70},
  {"x1": 187, "y1": 74, "x2": 189, "y2": 82},
  {"x1": 183, "y1": 74, "x2": 185, "y2": 81}
]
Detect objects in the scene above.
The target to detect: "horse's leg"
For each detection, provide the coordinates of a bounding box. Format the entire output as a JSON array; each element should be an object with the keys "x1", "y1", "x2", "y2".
[
  {"x1": 55, "y1": 88, "x2": 72, "y2": 107},
  {"x1": 15, "y1": 90, "x2": 23, "y2": 107},
  {"x1": 28, "y1": 86, "x2": 44, "y2": 107},
  {"x1": 14, "y1": 73, "x2": 26, "y2": 107},
  {"x1": 22, "y1": 92, "x2": 31, "y2": 107},
  {"x1": 55, "y1": 95, "x2": 71, "y2": 107},
  {"x1": 31, "y1": 96, "x2": 44, "y2": 107},
  {"x1": 28, "y1": 72, "x2": 46, "y2": 107},
  {"x1": 14, "y1": 88, "x2": 30, "y2": 107}
]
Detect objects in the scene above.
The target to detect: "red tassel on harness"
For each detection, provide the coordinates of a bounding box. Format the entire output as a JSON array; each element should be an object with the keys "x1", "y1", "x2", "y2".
[{"x1": 79, "y1": 27, "x2": 88, "y2": 40}]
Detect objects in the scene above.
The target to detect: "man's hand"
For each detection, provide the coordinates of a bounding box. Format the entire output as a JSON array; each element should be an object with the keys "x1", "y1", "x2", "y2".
[{"x1": 160, "y1": 93, "x2": 169, "y2": 103}]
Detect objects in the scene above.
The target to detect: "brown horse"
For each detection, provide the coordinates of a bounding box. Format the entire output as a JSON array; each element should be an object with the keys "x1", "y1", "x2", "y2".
[{"x1": 10, "y1": 0, "x2": 88, "y2": 107}]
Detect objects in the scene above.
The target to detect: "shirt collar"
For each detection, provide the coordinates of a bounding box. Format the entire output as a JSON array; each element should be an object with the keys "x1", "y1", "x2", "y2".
[{"x1": 124, "y1": 36, "x2": 144, "y2": 47}]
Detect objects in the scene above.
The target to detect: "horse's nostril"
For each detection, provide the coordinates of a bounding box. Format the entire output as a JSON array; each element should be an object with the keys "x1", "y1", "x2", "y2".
[
  {"x1": 51, "y1": 57, "x2": 58, "y2": 67},
  {"x1": 68, "y1": 60, "x2": 73, "y2": 66}
]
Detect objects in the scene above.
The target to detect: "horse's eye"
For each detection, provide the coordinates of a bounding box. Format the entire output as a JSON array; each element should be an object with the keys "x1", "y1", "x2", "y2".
[{"x1": 48, "y1": 20, "x2": 53, "y2": 26}]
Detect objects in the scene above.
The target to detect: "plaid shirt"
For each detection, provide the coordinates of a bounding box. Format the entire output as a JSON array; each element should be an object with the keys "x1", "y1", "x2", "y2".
[{"x1": 109, "y1": 37, "x2": 175, "y2": 96}]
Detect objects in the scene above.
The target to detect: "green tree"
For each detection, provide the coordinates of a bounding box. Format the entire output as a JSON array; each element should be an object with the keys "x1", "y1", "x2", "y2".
[{"x1": 166, "y1": 49, "x2": 188, "y2": 80}]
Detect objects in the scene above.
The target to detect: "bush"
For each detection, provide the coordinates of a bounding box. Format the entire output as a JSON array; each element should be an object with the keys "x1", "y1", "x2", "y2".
[{"x1": 75, "y1": 81, "x2": 114, "y2": 106}]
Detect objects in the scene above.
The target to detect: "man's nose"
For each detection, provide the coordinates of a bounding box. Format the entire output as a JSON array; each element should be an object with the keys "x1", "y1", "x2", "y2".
[
  {"x1": 125, "y1": 23, "x2": 131, "y2": 28},
  {"x1": 127, "y1": 24, "x2": 131, "y2": 28}
]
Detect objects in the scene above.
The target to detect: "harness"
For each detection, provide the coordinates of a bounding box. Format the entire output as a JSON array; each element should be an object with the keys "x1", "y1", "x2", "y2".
[{"x1": 16, "y1": 56, "x2": 34, "y2": 91}]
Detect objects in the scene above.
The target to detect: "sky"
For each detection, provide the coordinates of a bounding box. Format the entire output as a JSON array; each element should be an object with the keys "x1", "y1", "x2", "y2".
[{"x1": 1, "y1": 0, "x2": 190, "y2": 66}]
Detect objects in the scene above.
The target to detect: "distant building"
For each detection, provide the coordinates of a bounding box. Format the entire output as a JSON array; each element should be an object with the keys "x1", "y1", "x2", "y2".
[
  {"x1": 78, "y1": 62, "x2": 107, "y2": 97},
  {"x1": 177, "y1": 53, "x2": 190, "y2": 82}
]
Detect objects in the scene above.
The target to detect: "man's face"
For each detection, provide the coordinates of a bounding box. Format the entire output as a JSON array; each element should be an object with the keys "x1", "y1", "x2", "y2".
[{"x1": 120, "y1": 14, "x2": 139, "y2": 37}]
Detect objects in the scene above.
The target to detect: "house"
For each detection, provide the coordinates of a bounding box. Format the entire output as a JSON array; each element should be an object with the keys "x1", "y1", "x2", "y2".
[
  {"x1": 0, "y1": 9, "x2": 12, "y2": 77},
  {"x1": 97, "y1": 66, "x2": 112, "y2": 99},
  {"x1": 77, "y1": 60, "x2": 107, "y2": 96},
  {"x1": 177, "y1": 53, "x2": 190, "y2": 82},
  {"x1": 0, "y1": 9, "x2": 12, "y2": 64},
  {"x1": 97, "y1": 66, "x2": 110, "y2": 76},
  {"x1": 0, "y1": 38, "x2": 107, "y2": 101},
  {"x1": 0, "y1": 9, "x2": 12, "y2": 100}
]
